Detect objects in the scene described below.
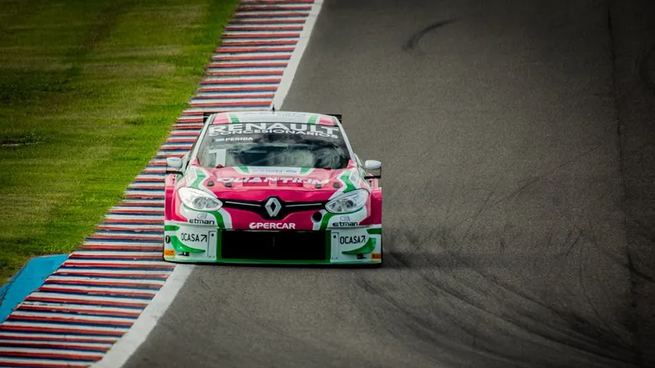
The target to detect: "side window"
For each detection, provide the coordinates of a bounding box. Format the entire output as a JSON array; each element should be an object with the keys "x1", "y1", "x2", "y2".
[
  {"x1": 182, "y1": 139, "x2": 197, "y2": 172},
  {"x1": 185, "y1": 122, "x2": 209, "y2": 171},
  {"x1": 181, "y1": 152, "x2": 190, "y2": 172}
]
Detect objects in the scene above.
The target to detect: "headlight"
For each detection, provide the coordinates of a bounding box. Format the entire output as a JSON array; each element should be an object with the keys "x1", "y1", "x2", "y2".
[
  {"x1": 178, "y1": 187, "x2": 222, "y2": 211},
  {"x1": 325, "y1": 189, "x2": 369, "y2": 214}
]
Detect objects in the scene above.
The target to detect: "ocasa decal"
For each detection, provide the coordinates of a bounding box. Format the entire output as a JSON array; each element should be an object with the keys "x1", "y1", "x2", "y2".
[
  {"x1": 249, "y1": 222, "x2": 296, "y2": 230},
  {"x1": 339, "y1": 235, "x2": 367, "y2": 245},
  {"x1": 180, "y1": 232, "x2": 208, "y2": 243}
]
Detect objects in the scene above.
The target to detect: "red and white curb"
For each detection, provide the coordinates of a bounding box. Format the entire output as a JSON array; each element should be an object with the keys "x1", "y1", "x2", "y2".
[{"x1": 0, "y1": 1, "x2": 324, "y2": 367}]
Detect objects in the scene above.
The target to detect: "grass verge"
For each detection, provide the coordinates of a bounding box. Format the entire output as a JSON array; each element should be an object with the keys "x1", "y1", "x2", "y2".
[{"x1": 0, "y1": 0, "x2": 240, "y2": 282}]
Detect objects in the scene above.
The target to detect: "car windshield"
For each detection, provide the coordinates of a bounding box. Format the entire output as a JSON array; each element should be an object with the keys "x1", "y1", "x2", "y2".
[{"x1": 197, "y1": 122, "x2": 350, "y2": 169}]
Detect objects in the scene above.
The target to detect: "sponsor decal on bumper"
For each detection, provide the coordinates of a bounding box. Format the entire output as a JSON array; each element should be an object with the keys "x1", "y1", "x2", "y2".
[
  {"x1": 164, "y1": 224, "x2": 218, "y2": 261},
  {"x1": 163, "y1": 221, "x2": 381, "y2": 264}
]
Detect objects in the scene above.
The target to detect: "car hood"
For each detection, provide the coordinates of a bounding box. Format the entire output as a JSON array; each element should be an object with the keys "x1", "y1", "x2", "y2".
[{"x1": 182, "y1": 165, "x2": 363, "y2": 202}]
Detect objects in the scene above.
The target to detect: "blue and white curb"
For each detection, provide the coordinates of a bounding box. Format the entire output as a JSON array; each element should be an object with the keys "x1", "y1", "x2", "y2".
[
  {"x1": 0, "y1": 255, "x2": 69, "y2": 324},
  {"x1": 0, "y1": 1, "x2": 322, "y2": 367}
]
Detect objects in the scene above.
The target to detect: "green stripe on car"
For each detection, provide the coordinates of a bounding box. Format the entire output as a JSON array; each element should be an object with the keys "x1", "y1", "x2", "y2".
[
  {"x1": 210, "y1": 210, "x2": 226, "y2": 229},
  {"x1": 189, "y1": 169, "x2": 206, "y2": 189},
  {"x1": 170, "y1": 236, "x2": 205, "y2": 253},
  {"x1": 340, "y1": 171, "x2": 356, "y2": 192},
  {"x1": 164, "y1": 225, "x2": 180, "y2": 232},
  {"x1": 319, "y1": 213, "x2": 335, "y2": 230}
]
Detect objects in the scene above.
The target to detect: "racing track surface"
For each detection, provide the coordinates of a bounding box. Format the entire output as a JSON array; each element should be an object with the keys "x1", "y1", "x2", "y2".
[{"x1": 125, "y1": 1, "x2": 655, "y2": 367}]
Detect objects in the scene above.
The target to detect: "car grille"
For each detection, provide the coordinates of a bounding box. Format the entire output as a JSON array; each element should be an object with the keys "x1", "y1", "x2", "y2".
[
  {"x1": 222, "y1": 197, "x2": 326, "y2": 220},
  {"x1": 221, "y1": 231, "x2": 327, "y2": 261}
]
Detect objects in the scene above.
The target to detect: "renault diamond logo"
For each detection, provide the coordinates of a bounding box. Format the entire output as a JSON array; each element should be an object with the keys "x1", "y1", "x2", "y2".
[{"x1": 264, "y1": 197, "x2": 282, "y2": 218}]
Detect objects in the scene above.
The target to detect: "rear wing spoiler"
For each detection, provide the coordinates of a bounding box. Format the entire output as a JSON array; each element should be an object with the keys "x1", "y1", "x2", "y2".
[
  {"x1": 201, "y1": 112, "x2": 343, "y2": 124},
  {"x1": 327, "y1": 114, "x2": 342, "y2": 124}
]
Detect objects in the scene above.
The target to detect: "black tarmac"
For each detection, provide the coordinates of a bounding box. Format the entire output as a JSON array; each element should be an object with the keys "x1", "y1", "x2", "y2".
[{"x1": 125, "y1": 1, "x2": 655, "y2": 367}]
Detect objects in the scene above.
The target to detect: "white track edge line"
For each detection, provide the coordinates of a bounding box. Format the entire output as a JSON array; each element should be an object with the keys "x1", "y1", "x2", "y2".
[
  {"x1": 272, "y1": 0, "x2": 324, "y2": 110},
  {"x1": 91, "y1": 265, "x2": 193, "y2": 368},
  {"x1": 92, "y1": 1, "x2": 324, "y2": 367}
]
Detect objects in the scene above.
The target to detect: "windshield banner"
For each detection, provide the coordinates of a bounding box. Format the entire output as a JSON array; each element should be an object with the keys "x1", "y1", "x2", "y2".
[{"x1": 208, "y1": 123, "x2": 340, "y2": 139}]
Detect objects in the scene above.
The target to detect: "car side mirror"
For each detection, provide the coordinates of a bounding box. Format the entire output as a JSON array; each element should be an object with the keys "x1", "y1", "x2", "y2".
[
  {"x1": 364, "y1": 160, "x2": 382, "y2": 179},
  {"x1": 166, "y1": 157, "x2": 183, "y2": 175}
]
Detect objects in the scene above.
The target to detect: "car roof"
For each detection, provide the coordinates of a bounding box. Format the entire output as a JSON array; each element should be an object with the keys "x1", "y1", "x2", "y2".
[{"x1": 210, "y1": 111, "x2": 340, "y2": 126}]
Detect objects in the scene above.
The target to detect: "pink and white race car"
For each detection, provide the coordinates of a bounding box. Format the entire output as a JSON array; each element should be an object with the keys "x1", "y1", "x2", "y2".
[{"x1": 163, "y1": 111, "x2": 382, "y2": 265}]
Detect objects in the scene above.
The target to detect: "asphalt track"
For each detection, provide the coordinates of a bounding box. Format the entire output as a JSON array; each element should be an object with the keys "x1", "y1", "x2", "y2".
[{"x1": 125, "y1": 1, "x2": 655, "y2": 367}]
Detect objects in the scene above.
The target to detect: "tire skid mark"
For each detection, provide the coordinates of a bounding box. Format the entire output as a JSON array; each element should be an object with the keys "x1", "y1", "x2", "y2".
[
  {"x1": 639, "y1": 44, "x2": 655, "y2": 91},
  {"x1": 350, "y1": 270, "x2": 536, "y2": 368},
  {"x1": 380, "y1": 217, "x2": 638, "y2": 367},
  {"x1": 576, "y1": 239, "x2": 632, "y2": 349},
  {"x1": 403, "y1": 19, "x2": 457, "y2": 52}
]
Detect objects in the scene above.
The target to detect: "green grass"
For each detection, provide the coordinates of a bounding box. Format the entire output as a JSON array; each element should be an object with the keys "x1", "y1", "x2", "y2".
[{"x1": 0, "y1": 0, "x2": 240, "y2": 282}]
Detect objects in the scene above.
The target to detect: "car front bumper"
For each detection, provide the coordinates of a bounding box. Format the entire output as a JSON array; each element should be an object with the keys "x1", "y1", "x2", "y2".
[{"x1": 163, "y1": 221, "x2": 382, "y2": 265}]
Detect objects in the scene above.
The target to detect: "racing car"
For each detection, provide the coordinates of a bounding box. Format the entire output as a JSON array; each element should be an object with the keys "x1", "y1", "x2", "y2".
[{"x1": 163, "y1": 110, "x2": 382, "y2": 265}]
